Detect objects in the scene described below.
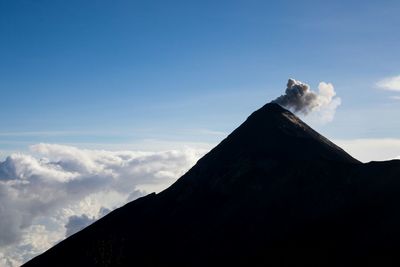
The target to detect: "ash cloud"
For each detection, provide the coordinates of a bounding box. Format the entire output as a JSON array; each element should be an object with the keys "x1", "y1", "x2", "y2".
[{"x1": 273, "y1": 78, "x2": 341, "y2": 123}]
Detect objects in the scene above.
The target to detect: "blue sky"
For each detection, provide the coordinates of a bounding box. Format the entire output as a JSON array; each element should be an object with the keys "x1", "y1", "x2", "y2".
[{"x1": 1, "y1": 0, "x2": 400, "y2": 154}]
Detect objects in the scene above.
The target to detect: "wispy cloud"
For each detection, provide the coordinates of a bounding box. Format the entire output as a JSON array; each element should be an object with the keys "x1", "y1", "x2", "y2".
[
  {"x1": 376, "y1": 75, "x2": 400, "y2": 91},
  {"x1": 0, "y1": 128, "x2": 226, "y2": 138}
]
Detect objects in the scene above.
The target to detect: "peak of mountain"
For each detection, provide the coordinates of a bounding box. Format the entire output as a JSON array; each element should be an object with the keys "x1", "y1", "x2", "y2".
[
  {"x1": 24, "y1": 102, "x2": 400, "y2": 267},
  {"x1": 207, "y1": 102, "x2": 358, "y2": 164}
]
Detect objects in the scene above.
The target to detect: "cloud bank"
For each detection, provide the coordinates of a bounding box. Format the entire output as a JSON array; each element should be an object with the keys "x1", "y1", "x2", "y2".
[
  {"x1": 0, "y1": 144, "x2": 207, "y2": 266},
  {"x1": 273, "y1": 79, "x2": 341, "y2": 123},
  {"x1": 335, "y1": 138, "x2": 400, "y2": 163}
]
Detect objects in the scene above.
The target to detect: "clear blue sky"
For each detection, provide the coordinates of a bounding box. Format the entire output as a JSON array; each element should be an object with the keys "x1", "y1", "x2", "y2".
[{"x1": 1, "y1": 0, "x2": 400, "y2": 154}]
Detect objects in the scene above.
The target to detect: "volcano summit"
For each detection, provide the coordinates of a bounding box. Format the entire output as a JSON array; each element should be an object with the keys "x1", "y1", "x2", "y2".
[{"x1": 24, "y1": 103, "x2": 400, "y2": 267}]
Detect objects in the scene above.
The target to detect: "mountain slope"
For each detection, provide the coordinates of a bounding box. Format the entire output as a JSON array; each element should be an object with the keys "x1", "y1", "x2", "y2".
[{"x1": 24, "y1": 103, "x2": 400, "y2": 267}]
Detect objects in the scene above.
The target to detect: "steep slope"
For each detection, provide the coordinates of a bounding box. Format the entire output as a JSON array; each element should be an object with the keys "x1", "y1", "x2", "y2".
[{"x1": 24, "y1": 103, "x2": 400, "y2": 267}]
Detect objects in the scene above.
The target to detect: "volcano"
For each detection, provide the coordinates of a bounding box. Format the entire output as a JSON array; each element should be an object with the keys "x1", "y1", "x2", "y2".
[{"x1": 24, "y1": 103, "x2": 400, "y2": 266}]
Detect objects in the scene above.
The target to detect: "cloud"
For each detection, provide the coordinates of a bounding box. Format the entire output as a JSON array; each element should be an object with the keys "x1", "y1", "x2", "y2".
[
  {"x1": 273, "y1": 79, "x2": 341, "y2": 123},
  {"x1": 334, "y1": 138, "x2": 400, "y2": 163},
  {"x1": 0, "y1": 144, "x2": 207, "y2": 266},
  {"x1": 377, "y1": 75, "x2": 400, "y2": 91}
]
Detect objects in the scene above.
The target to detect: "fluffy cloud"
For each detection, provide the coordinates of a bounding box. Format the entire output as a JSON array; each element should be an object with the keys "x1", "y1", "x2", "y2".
[
  {"x1": 0, "y1": 144, "x2": 207, "y2": 266},
  {"x1": 377, "y1": 75, "x2": 400, "y2": 91},
  {"x1": 273, "y1": 79, "x2": 341, "y2": 123}
]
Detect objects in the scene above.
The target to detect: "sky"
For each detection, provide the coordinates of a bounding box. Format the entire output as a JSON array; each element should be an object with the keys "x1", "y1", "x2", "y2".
[{"x1": 1, "y1": 0, "x2": 400, "y2": 266}]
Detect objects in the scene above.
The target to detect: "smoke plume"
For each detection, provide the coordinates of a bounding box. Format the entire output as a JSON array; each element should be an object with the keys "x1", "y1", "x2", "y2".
[{"x1": 273, "y1": 79, "x2": 341, "y2": 123}]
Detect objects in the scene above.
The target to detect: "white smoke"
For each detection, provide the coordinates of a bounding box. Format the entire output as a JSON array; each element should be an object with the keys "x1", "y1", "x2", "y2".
[{"x1": 273, "y1": 79, "x2": 341, "y2": 123}]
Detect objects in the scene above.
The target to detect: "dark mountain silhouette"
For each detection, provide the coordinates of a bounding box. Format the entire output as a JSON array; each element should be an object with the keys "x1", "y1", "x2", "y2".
[{"x1": 24, "y1": 103, "x2": 400, "y2": 267}]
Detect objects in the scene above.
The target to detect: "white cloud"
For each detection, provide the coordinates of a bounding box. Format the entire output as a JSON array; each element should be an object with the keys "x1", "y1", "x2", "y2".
[
  {"x1": 334, "y1": 138, "x2": 400, "y2": 163},
  {"x1": 0, "y1": 144, "x2": 207, "y2": 266},
  {"x1": 377, "y1": 75, "x2": 400, "y2": 91}
]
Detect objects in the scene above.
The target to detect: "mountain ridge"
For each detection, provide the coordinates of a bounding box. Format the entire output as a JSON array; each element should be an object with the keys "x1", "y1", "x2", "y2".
[{"x1": 198, "y1": 102, "x2": 359, "y2": 163}]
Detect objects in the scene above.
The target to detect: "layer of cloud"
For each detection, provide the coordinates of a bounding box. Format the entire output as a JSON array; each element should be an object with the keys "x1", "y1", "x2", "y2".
[
  {"x1": 377, "y1": 75, "x2": 400, "y2": 91},
  {"x1": 273, "y1": 79, "x2": 341, "y2": 123},
  {"x1": 0, "y1": 144, "x2": 207, "y2": 266},
  {"x1": 334, "y1": 138, "x2": 400, "y2": 163}
]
